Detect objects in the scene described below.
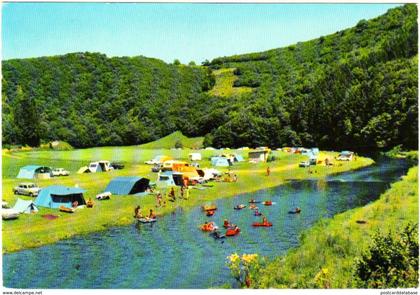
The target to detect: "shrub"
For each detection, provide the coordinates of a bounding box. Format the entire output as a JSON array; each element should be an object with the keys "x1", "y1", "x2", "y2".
[
  {"x1": 353, "y1": 224, "x2": 419, "y2": 288},
  {"x1": 226, "y1": 253, "x2": 263, "y2": 288},
  {"x1": 174, "y1": 140, "x2": 183, "y2": 149}
]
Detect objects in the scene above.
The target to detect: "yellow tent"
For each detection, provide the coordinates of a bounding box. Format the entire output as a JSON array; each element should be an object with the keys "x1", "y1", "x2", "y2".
[{"x1": 77, "y1": 166, "x2": 90, "y2": 174}]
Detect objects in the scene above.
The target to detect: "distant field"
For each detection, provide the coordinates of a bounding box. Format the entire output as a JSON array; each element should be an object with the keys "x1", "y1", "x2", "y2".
[
  {"x1": 207, "y1": 68, "x2": 254, "y2": 97},
  {"x1": 138, "y1": 131, "x2": 204, "y2": 149}
]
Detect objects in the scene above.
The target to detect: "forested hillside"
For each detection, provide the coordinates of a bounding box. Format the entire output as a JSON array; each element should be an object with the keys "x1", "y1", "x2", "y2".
[
  {"x1": 2, "y1": 53, "x2": 216, "y2": 147},
  {"x1": 2, "y1": 4, "x2": 418, "y2": 150},
  {"x1": 205, "y1": 4, "x2": 418, "y2": 150}
]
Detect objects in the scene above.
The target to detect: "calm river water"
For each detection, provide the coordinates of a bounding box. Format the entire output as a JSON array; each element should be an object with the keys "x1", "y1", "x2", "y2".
[{"x1": 3, "y1": 158, "x2": 409, "y2": 288}]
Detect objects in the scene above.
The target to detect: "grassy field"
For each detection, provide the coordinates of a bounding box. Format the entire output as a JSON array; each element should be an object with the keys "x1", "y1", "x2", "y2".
[
  {"x1": 252, "y1": 165, "x2": 418, "y2": 288},
  {"x1": 2, "y1": 147, "x2": 374, "y2": 253},
  {"x1": 207, "y1": 68, "x2": 254, "y2": 97},
  {"x1": 138, "y1": 131, "x2": 204, "y2": 149}
]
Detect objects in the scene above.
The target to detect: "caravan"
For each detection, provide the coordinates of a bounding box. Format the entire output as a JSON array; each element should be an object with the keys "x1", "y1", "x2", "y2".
[{"x1": 161, "y1": 160, "x2": 189, "y2": 172}]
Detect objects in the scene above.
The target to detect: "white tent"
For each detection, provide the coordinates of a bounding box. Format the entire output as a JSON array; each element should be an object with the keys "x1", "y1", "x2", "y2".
[
  {"x1": 202, "y1": 168, "x2": 222, "y2": 181},
  {"x1": 189, "y1": 153, "x2": 202, "y2": 161},
  {"x1": 13, "y1": 198, "x2": 38, "y2": 214}
]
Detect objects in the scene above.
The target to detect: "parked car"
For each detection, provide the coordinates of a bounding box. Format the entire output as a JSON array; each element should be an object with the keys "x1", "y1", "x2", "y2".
[
  {"x1": 110, "y1": 162, "x2": 125, "y2": 170},
  {"x1": 299, "y1": 161, "x2": 310, "y2": 168},
  {"x1": 151, "y1": 163, "x2": 163, "y2": 173},
  {"x1": 13, "y1": 183, "x2": 41, "y2": 197},
  {"x1": 2, "y1": 208, "x2": 19, "y2": 220},
  {"x1": 51, "y1": 168, "x2": 70, "y2": 177},
  {"x1": 145, "y1": 155, "x2": 172, "y2": 165},
  {"x1": 337, "y1": 151, "x2": 354, "y2": 161}
]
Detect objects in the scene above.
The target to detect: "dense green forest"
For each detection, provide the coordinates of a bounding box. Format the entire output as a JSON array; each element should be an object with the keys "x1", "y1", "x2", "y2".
[
  {"x1": 2, "y1": 4, "x2": 418, "y2": 150},
  {"x1": 2, "y1": 53, "x2": 216, "y2": 147}
]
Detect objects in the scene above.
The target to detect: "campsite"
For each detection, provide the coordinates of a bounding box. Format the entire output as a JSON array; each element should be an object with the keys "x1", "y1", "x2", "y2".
[{"x1": 3, "y1": 141, "x2": 375, "y2": 253}]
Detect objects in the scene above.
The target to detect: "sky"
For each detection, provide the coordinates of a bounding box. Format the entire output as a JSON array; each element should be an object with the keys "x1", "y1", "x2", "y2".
[{"x1": 2, "y1": 3, "x2": 401, "y2": 63}]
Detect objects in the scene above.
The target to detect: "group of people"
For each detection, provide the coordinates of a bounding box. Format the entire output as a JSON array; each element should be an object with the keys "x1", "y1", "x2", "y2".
[
  {"x1": 167, "y1": 186, "x2": 189, "y2": 202},
  {"x1": 134, "y1": 205, "x2": 156, "y2": 220},
  {"x1": 134, "y1": 185, "x2": 192, "y2": 219}
]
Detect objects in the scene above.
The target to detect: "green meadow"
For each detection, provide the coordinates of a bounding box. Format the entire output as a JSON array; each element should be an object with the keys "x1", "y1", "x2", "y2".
[
  {"x1": 2, "y1": 146, "x2": 374, "y2": 253},
  {"x1": 207, "y1": 68, "x2": 254, "y2": 97}
]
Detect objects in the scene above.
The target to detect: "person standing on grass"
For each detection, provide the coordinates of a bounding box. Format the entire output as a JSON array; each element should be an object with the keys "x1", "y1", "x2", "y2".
[
  {"x1": 134, "y1": 205, "x2": 141, "y2": 218},
  {"x1": 156, "y1": 192, "x2": 162, "y2": 207},
  {"x1": 168, "y1": 187, "x2": 176, "y2": 202},
  {"x1": 266, "y1": 166, "x2": 271, "y2": 176},
  {"x1": 180, "y1": 186, "x2": 185, "y2": 199}
]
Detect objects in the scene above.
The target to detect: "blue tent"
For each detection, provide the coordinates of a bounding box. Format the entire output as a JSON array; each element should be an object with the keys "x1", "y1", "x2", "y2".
[
  {"x1": 17, "y1": 165, "x2": 51, "y2": 179},
  {"x1": 234, "y1": 155, "x2": 244, "y2": 162},
  {"x1": 156, "y1": 171, "x2": 177, "y2": 187},
  {"x1": 34, "y1": 185, "x2": 86, "y2": 208},
  {"x1": 311, "y1": 148, "x2": 320, "y2": 155},
  {"x1": 104, "y1": 176, "x2": 150, "y2": 195},
  {"x1": 211, "y1": 157, "x2": 232, "y2": 167}
]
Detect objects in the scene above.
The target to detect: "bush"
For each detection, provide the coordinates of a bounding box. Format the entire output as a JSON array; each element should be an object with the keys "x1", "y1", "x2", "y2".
[
  {"x1": 353, "y1": 224, "x2": 419, "y2": 288},
  {"x1": 174, "y1": 140, "x2": 183, "y2": 149},
  {"x1": 267, "y1": 155, "x2": 276, "y2": 162}
]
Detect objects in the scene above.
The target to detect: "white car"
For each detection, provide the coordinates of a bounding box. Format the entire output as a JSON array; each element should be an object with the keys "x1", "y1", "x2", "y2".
[
  {"x1": 299, "y1": 161, "x2": 310, "y2": 168},
  {"x1": 13, "y1": 183, "x2": 41, "y2": 197},
  {"x1": 2, "y1": 208, "x2": 19, "y2": 220},
  {"x1": 337, "y1": 151, "x2": 354, "y2": 161},
  {"x1": 51, "y1": 168, "x2": 70, "y2": 177}
]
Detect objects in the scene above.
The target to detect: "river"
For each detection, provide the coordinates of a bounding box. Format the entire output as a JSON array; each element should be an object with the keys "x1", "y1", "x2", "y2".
[{"x1": 3, "y1": 157, "x2": 410, "y2": 288}]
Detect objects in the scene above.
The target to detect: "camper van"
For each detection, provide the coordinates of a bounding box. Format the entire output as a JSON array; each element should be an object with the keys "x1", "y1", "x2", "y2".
[
  {"x1": 161, "y1": 160, "x2": 189, "y2": 172},
  {"x1": 88, "y1": 161, "x2": 114, "y2": 173}
]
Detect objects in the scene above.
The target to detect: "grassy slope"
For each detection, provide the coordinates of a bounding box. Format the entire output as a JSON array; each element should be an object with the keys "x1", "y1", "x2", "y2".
[
  {"x1": 207, "y1": 68, "x2": 253, "y2": 97},
  {"x1": 138, "y1": 131, "x2": 204, "y2": 149},
  {"x1": 2, "y1": 148, "x2": 373, "y2": 253},
  {"x1": 254, "y1": 166, "x2": 418, "y2": 288}
]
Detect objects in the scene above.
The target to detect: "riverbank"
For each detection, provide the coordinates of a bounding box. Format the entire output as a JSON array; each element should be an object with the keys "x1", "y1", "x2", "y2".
[
  {"x1": 2, "y1": 150, "x2": 374, "y2": 253},
  {"x1": 251, "y1": 165, "x2": 418, "y2": 288}
]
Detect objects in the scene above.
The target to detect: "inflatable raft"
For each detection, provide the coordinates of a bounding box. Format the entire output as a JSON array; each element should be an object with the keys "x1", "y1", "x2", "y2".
[
  {"x1": 137, "y1": 217, "x2": 157, "y2": 223},
  {"x1": 252, "y1": 222, "x2": 273, "y2": 227},
  {"x1": 226, "y1": 227, "x2": 240, "y2": 236},
  {"x1": 201, "y1": 223, "x2": 218, "y2": 231},
  {"x1": 59, "y1": 206, "x2": 75, "y2": 213},
  {"x1": 206, "y1": 210, "x2": 215, "y2": 216},
  {"x1": 202, "y1": 205, "x2": 217, "y2": 212}
]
